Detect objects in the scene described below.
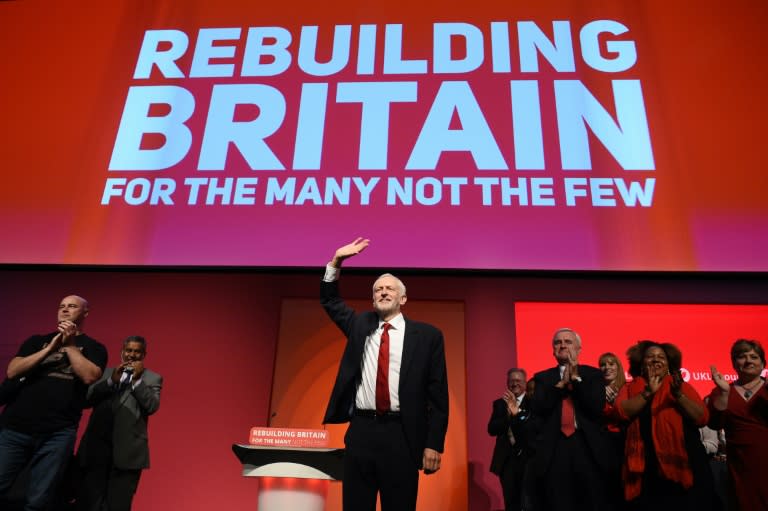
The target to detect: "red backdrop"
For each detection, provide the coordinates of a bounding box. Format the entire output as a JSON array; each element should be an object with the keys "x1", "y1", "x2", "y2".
[{"x1": 0, "y1": 268, "x2": 764, "y2": 510}]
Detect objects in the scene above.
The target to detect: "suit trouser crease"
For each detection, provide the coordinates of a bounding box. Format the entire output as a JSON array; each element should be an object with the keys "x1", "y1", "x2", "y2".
[
  {"x1": 542, "y1": 430, "x2": 610, "y2": 511},
  {"x1": 343, "y1": 416, "x2": 419, "y2": 511}
]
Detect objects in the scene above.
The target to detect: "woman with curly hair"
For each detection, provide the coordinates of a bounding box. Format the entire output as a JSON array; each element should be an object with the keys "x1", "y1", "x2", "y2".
[
  {"x1": 709, "y1": 339, "x2": 768, "y2": 510},
  {"x1": 614, "y1": 340, "x2": 714, "y2": 511}
]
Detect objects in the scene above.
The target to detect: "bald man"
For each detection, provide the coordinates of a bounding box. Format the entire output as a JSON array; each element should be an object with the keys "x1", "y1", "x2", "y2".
[{"x1": 0, "y1": 295, "x2": 107, "y2": 511}]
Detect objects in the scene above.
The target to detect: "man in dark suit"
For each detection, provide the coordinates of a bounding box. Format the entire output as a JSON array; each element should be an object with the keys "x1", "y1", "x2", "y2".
[
  {"x1": 488, "y1": 368, "x2": 532, "y2": 511},
  {"x1": 76, "y1": 336, "x2": 162, "y2": 511},
  {"x1": 530, "y1": 328, "x2": 615, "y2": 511},
  {"x1": 321, "y1": 237, "x2": 449, "y2": 511}
]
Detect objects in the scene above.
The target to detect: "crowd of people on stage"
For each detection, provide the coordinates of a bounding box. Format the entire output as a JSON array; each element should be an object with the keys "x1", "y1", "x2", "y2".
[
  {"x1": 489, "y1": 330, "x2": 767, "y2": 511},
  {"x1": 0, "y1": 244, "x2": 763, "y2": 511},
  {"x1": 0, "y1": 295, "x2": 162, "y2": 511}
]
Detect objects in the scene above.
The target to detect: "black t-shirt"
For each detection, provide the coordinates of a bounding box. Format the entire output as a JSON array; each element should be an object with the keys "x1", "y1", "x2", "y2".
[{"x1": 1, "y1": 332, "x2": 108, "y2": 434}]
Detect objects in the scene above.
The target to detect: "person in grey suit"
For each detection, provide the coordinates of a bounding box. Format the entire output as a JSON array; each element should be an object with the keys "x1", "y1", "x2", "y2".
[
  {"x1": 76, "y1": 336, "x2": 162, "y2": 511},
  {"x1": 321, "y1": 237, "x2": 449, "y2": 511}
]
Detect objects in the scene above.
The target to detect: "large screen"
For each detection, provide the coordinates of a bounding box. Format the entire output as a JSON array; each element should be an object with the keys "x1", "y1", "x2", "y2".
[{"x1": 1, "y1": 1, "x2": 766, "y2": 269}]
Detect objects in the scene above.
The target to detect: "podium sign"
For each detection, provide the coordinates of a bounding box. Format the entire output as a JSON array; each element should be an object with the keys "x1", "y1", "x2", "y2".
[{"x1": 249, "y1": 427, "x2": 330, "y2": 448}]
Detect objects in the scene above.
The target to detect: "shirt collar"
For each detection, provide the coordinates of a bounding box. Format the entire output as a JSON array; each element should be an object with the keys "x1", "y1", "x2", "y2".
[{"x1": 379, "y1": 313, "x2": 405, "y2": 330}]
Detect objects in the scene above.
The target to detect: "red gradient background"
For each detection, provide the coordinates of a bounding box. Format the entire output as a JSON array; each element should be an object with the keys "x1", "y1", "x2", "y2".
[
  {"x1": 515, "y1": 302, "x2": 768, "y2": 396},
  {"x1": 0, "y1": 1, "x2": 766, "y2": 270},
  {"x1": 1, "y1": 0, "x2": 767, "y2": 510}
]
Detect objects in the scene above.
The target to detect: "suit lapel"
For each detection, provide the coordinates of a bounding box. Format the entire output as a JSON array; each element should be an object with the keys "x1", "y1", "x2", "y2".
[
  {"x1": 399, "y1": 318, "x2": 417, "y2": 387},
  {"x1": 349, "y1": 314, "x2": 377, "y2": 369},
  {"x1": 520, "y1": 395, "x2": 530, "y2": 413},
  {"x1": 547, "y1": 366, "x2": 561, "y2": 384}
]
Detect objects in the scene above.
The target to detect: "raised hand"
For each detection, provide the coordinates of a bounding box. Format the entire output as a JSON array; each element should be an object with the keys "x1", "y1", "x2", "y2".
[
  {"x1": 332, "y1": 237, "x2": 370, "y2": 266},
  {"x1": 710, "y1": 365, "x2": 730, "y2": 392},
  {"x1": 709, "y1": 365, "x2": 730, "y2": 411}
]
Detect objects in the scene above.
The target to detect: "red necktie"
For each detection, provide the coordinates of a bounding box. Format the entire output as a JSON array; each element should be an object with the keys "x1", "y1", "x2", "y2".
[
  {"x1": 561, "y1": 394, "x2": 576, "y2": 437},
  {"x1": 376, "y1": 323, "x2": 392, "y2": 414}
]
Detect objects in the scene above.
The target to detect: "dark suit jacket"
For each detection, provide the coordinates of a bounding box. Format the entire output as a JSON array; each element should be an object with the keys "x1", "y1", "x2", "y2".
[
  {"x1": 530, "y1": 365, "x2": 614, "y2": 477},
  {"x1": 321, "y1": 279, "x2": 449, "y2": 468},
  {"x1": 78, "y1": 368, "x2": 163, "y2": 470},
  {"x1": 488, "y1": 396, "x2": 533, "y2": 475}
]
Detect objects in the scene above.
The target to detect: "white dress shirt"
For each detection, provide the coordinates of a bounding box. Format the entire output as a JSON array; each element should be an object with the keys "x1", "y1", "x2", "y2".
[{"x1": 324, "y1": 264, "x2": 405, "y2": 411}]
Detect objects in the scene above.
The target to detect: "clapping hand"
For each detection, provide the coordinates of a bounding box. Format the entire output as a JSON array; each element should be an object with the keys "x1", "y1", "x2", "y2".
[
  {"x1": 112, "y1": 362, "x2": 132, "y2": 384},
  {"x1": 670, "y1": 369, "x2": 684, "y2": 398},
  {"x1": 503, "y1": 389, "x2": 520, "y2": 416},
  {"x1": 567, "y1": 352, "x2": 580, "y2": 382},
  {"x1": 555, "y1": 365, "x2": 571, "y2": 389},
  {"x1": 645, "y1": 363, "x2": 664, "y2": 394},
  {"x1": 56, "y1": 320, "x2": 78, "y2": 345},
  {"x1": 130, "y1": 360, "x2": 145, "y2": 379},
  {"x1": 710, "y1": 365, "x2": 730, "y2": 393}
]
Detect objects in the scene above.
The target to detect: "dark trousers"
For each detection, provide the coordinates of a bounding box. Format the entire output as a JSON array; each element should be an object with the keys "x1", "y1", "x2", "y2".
[
  {"x1": 343, "y1": 414, "x2": 419, "y2": 511},
  {"x1": 77, "y1": 465, "x2": 141, "y2": 511},
  {"x1": 541, "y1": 430, "x2": 610, "y2": 511},
  {"x1": 498, "y1": 456, "x2": 526, "y2": 511}
]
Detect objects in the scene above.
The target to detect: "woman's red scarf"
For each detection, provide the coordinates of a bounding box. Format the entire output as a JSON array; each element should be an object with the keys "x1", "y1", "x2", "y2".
[{"x1": 620, "y1": 375, "x2": 708, "y2": 501}]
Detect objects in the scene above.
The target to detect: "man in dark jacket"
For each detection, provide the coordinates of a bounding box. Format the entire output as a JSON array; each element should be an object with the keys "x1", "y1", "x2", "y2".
[
  {"x1": 488, "y1": 368, "x2": 532, "y2": 511},
  {"x1": 321, "y1": 237, "x2": 449, "y2": 511},
  {"x1": 530, "y1": 328, "x2": 616, "y2": 511}
]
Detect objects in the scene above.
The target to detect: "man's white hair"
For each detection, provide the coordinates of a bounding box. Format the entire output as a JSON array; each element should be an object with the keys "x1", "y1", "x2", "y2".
[
  {"x1": 372, "y1": 273, "x2": 407, "y2": 296},
  {"x1": 552, "y1": 327, "x2": 581, "y2": 348}
]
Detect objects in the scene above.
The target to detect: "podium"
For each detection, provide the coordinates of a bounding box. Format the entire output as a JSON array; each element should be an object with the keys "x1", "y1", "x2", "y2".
[{"x1": 232, "y1": 444, "x2": 344, "y2": 511}]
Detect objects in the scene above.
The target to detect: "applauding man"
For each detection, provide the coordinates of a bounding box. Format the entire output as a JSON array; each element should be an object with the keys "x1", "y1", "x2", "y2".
[
  {"x1": 530, "y1": 328, "x2": 615, "y2": 511},
  {"x1": 0, "y1": 295, "x2": 107, "y2": 511},
  {"x1": 77, "y1": 335, "x2": 163, "y2": 511},
  {"x1": 488, "y1": 368, "x2": 532, "y2": 511}
]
